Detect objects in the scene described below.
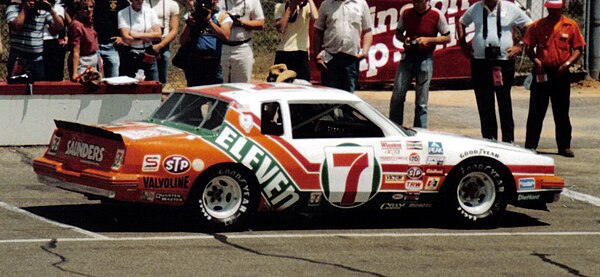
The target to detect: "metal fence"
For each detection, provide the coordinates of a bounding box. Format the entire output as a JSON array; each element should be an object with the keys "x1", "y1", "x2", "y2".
[{"x1": 0, "y1": 0, "x2": 588, "y2": 89}]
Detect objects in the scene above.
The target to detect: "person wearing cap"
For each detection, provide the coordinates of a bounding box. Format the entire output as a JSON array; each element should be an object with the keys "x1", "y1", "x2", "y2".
[
  {"x1": 457, "y1": 0, "x2": 531, "y2": 143},
  {"x1": 389, "y1": 0, "x2": 451, "y2": 128},
  {"x1": 522, "y1": 0, "x2": 584, "y2": 157}
]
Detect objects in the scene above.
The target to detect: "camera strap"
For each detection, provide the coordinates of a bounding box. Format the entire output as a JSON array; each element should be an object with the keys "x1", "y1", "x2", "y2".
[{"x1": 482, "y1": 1, "x2": 501, "y2": 42}]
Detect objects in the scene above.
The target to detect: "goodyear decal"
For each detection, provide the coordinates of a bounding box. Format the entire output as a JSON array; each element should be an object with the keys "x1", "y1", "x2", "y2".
[{"x1": 207, "y1": 123, "x2": 300, "y2": 210}]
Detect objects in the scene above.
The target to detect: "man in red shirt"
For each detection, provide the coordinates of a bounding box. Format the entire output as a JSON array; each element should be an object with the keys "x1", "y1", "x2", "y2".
[
  {"x1": 522, "y1": 0, "x2": 585, "y2": 157},
  {"x1": 389, "y1": 0, "x2": 450, "y2": 128}
]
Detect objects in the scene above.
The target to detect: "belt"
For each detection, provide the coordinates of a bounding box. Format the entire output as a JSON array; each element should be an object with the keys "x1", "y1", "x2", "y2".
[{"x1": 223, "y1": 38, "x2": 251, "y2": 46}]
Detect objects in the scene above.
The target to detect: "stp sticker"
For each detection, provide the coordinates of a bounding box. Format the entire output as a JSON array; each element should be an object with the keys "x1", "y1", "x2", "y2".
[
  {"x1": 142, "y1": 155, "x2": 161, "y2": 172},
  {"x1": 406, "y1": 167, "x2": 424, "y2": 180},
  {"x1": 163, "y1": 155, "x2": 191, "y2": 174}
]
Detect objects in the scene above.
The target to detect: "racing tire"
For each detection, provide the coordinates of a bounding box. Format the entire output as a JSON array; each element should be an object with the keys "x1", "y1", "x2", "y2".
[
  {"x1": 442, "y1": 158, "x2": 509, "y2": 226},
  {"x1": 186, "y1": 164, "x2": 259, "y2": 231}
]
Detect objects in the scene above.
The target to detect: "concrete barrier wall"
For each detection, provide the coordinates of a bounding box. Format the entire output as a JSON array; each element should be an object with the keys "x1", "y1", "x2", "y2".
[
  {"x1": 0, "y1": 81, "x2": 164, "y2": 146},
  {"x1": 0, "y1": 94, "x2": 162, "y2": 145}
]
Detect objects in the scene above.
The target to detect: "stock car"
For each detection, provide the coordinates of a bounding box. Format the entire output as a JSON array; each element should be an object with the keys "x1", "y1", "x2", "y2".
[{"x1": 33, "y1": 83, "x2": 564, "y2": 228}]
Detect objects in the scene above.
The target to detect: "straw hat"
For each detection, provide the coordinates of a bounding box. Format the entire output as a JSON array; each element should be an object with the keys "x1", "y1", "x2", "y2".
[{"x1": 267, "y1": 64, "x2": 297, "y2": 83}]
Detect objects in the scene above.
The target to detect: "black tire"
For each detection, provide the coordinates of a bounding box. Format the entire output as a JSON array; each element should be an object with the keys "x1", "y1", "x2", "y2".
[
  {"x1": 443, "y1": 158, "x2": 509, "y2": 225},
  {"x1": 186, "y1": 164, "x2": 259, "y2": 230}
]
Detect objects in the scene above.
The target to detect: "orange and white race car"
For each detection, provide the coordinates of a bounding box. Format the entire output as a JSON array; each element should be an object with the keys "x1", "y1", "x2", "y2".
[{"x1": 34, "y1": 83, "x2": 564, "y2": 228}]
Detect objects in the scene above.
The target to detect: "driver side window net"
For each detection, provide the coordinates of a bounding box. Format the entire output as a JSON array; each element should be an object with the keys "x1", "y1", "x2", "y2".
[
  {"x1": 290, "y1": 103, "x2": 384, "y2": 139},
  {"x1": 150, "y1": 93, "x2": 229, "y2": 131}
]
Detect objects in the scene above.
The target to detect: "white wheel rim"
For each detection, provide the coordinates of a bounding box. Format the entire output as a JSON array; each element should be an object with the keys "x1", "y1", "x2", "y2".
[
  {"x1": 456, "y1": 172, "x2": 496, "y2": 215},
  {"x1": 202, "y1": 175, "x2": 243, "y2": 220}
]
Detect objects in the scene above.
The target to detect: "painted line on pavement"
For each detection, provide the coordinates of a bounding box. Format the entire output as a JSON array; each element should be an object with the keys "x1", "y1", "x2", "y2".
[
  {"x1": 0, "y1": 200, "x2": 108, "y2": 239},
  {"x1": 561, "y1": 188, "x2": 600, "y2": 207},
  {"x1": 1, "y1": 231, "x2": 600, "y2": 244}
]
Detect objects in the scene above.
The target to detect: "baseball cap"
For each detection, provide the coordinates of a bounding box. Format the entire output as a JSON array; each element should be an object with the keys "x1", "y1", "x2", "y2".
[{"x1": 544, "y1": 0, "x2": 563, "y2": 9}]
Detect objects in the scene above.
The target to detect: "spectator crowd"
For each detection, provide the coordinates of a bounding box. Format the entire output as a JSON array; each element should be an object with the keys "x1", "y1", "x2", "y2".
[{"x1": 2, "y1": 0, "x2": 584, "y2": 156}]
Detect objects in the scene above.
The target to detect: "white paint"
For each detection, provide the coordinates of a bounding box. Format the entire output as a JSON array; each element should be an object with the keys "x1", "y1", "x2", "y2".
[
  {"x1": 1, "y1": 231, "x2": 600, "y2": 245},
  {"x1": 0, "y1": 201, "x2": 108, "y2": 239},
  {"x1": 0, "y1": 94, "x2": 161, "y2": 145},
  {"x1": 562, "y1": 188, "x2": 600, "y2": 207}
]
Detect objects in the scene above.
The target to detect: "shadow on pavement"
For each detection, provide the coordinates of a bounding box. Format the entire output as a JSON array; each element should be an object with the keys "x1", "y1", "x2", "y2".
[{"x1": 24, "y1": 203, "x2": 549, "y2": 234}]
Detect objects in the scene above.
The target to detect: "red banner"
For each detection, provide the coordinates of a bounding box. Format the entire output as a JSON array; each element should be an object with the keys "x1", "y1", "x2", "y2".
[{"x1": 310, "y1": 0, "x2": 479, "y2": 83}]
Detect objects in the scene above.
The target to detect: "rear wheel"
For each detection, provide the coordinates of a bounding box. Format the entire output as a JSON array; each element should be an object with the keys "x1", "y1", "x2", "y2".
[
  {"x1": 187, "y1": 164, "x2": 258, "y2": 230},
  {"x1": 443, "y1": 159, "x2": 509, "y2": 225}
]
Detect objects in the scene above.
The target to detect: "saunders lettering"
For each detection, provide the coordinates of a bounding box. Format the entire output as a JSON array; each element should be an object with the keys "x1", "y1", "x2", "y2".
[{"x1": 65, "y1": 140, "x2": 105, "y2": 162}]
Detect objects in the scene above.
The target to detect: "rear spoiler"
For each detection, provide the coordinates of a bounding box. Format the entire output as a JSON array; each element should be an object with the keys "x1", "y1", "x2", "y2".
[{"x1": 54, "y1": 120, "x2": 123, "y2": 142}]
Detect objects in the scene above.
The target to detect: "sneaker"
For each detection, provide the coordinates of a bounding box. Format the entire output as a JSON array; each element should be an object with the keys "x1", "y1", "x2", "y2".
[{"x1": 558, "y1": 148, "x2": 575, "y2": 158}]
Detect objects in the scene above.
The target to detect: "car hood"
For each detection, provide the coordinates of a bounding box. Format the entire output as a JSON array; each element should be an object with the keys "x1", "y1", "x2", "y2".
[{"x1": 412, "y1": 128, "x2": 536, "y2": 155}]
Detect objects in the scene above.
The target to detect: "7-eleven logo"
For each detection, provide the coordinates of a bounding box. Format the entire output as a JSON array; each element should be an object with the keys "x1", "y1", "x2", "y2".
[{"x1": 321, "y1": 145, "x2": 381, "y2": 208}]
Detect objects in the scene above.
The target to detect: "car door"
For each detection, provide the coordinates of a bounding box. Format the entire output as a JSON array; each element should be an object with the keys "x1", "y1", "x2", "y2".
[{"x1": 279, "y1": 102, "x2": 416, "y2": 208}]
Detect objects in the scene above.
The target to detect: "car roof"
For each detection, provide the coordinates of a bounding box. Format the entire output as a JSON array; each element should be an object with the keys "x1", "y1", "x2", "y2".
[{"x1": 179, "y1": 83, "x2": 363, "y2": 104}]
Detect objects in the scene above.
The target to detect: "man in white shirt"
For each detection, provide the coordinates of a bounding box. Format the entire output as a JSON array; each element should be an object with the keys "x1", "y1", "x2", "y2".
[
  {"x1": 217, "y1": 0, "x2": 265, "y2": 82},
  {"x1": 313, "y1": 0, "x2": 373, "y2": 93},
  {"x1": 118, "y1": 0, "x2": 162, "y2": 80}
]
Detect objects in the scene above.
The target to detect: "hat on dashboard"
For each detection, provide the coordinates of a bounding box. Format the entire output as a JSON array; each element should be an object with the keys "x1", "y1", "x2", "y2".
[{"x1": 544, "y1": 0, "x2": 563, "y2": 9}]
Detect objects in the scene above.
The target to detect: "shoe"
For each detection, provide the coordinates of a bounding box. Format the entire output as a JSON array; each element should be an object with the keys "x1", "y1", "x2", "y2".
[{"x1": 558, "y1": 148, "x2": 575, "y2": 158}]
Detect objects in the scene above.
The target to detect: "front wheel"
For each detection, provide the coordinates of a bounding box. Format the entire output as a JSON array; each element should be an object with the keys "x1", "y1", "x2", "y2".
[
  {"x1": 187, "y1": 164, "x2": 259, "y2": 230},
  {"x1": 443, "y1": 159, "x2": 509, "y2": 225}
]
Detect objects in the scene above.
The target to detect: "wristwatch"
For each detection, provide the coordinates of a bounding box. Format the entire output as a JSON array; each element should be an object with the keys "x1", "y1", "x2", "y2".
[{"x1": 564, "y1": 61, "x2": 571, "y2": 67}]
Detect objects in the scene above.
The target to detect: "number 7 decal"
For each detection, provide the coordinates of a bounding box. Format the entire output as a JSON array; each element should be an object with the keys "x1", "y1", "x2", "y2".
[{"x1": 322, "y1": 145, "x2": 381, "y2": 208}]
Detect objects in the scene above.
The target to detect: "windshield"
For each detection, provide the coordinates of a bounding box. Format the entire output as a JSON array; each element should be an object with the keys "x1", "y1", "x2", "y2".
[{"x1": 149, "y1": 92, "x2": 229, "y2": 131}]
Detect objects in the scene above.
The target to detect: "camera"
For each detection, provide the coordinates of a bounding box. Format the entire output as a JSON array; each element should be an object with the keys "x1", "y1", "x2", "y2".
[
  {"x1": 194, "y1": 0, "x2": 212, "y2": 18},
  {"x1": 34, "y1": 0, "x2": 50, "y2": 11},
  {"x1": 485, "y1": 45, "x2": 501, "y2": 60}
]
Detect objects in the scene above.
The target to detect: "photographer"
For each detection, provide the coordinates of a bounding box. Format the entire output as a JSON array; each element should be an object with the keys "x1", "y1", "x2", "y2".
[
  {"x1": 389, "y1": 0, "x2": 450, "y2": 128},
  {"x1": 217, "y1": 0, "x2": 264, "y2": 82},
  {"x1": 177, "y1": 0, "x2": 232, "y2": 86},
  {"x1": 457, "y1": 0, "x2": 530, "y2": 143},
  {"x1": 6, "y1": 0, "x2": 65, "y2": 81}
]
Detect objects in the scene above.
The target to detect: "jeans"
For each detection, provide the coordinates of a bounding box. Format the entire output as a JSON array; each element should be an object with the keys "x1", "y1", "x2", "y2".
[
  {"x1": 389, "y1": 52, "x2": 433, "y2": 128},
  {"x1": 157, "y1": 44, "x2": 171, "y2": 84},
  {"x1": 321, "y1": 52, "x2": 359, "y2": 93},
  {"x1": 99, "y1": 43, "x2": 120, "y2": 78},
  {"x1": 471, "y1": 59, "x2": 515, "y2": 143},
  {"x1": 525, "y1": 67, "x2": 572, "y2": 150},
  {"x1": 7, "y1": 49, "x2": 45, "y2": 82}
]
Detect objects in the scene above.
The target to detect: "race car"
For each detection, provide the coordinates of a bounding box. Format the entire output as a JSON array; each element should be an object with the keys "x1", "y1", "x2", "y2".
[{"x1": 33, "y1": 83, "x2": 564, "y2": 229}]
